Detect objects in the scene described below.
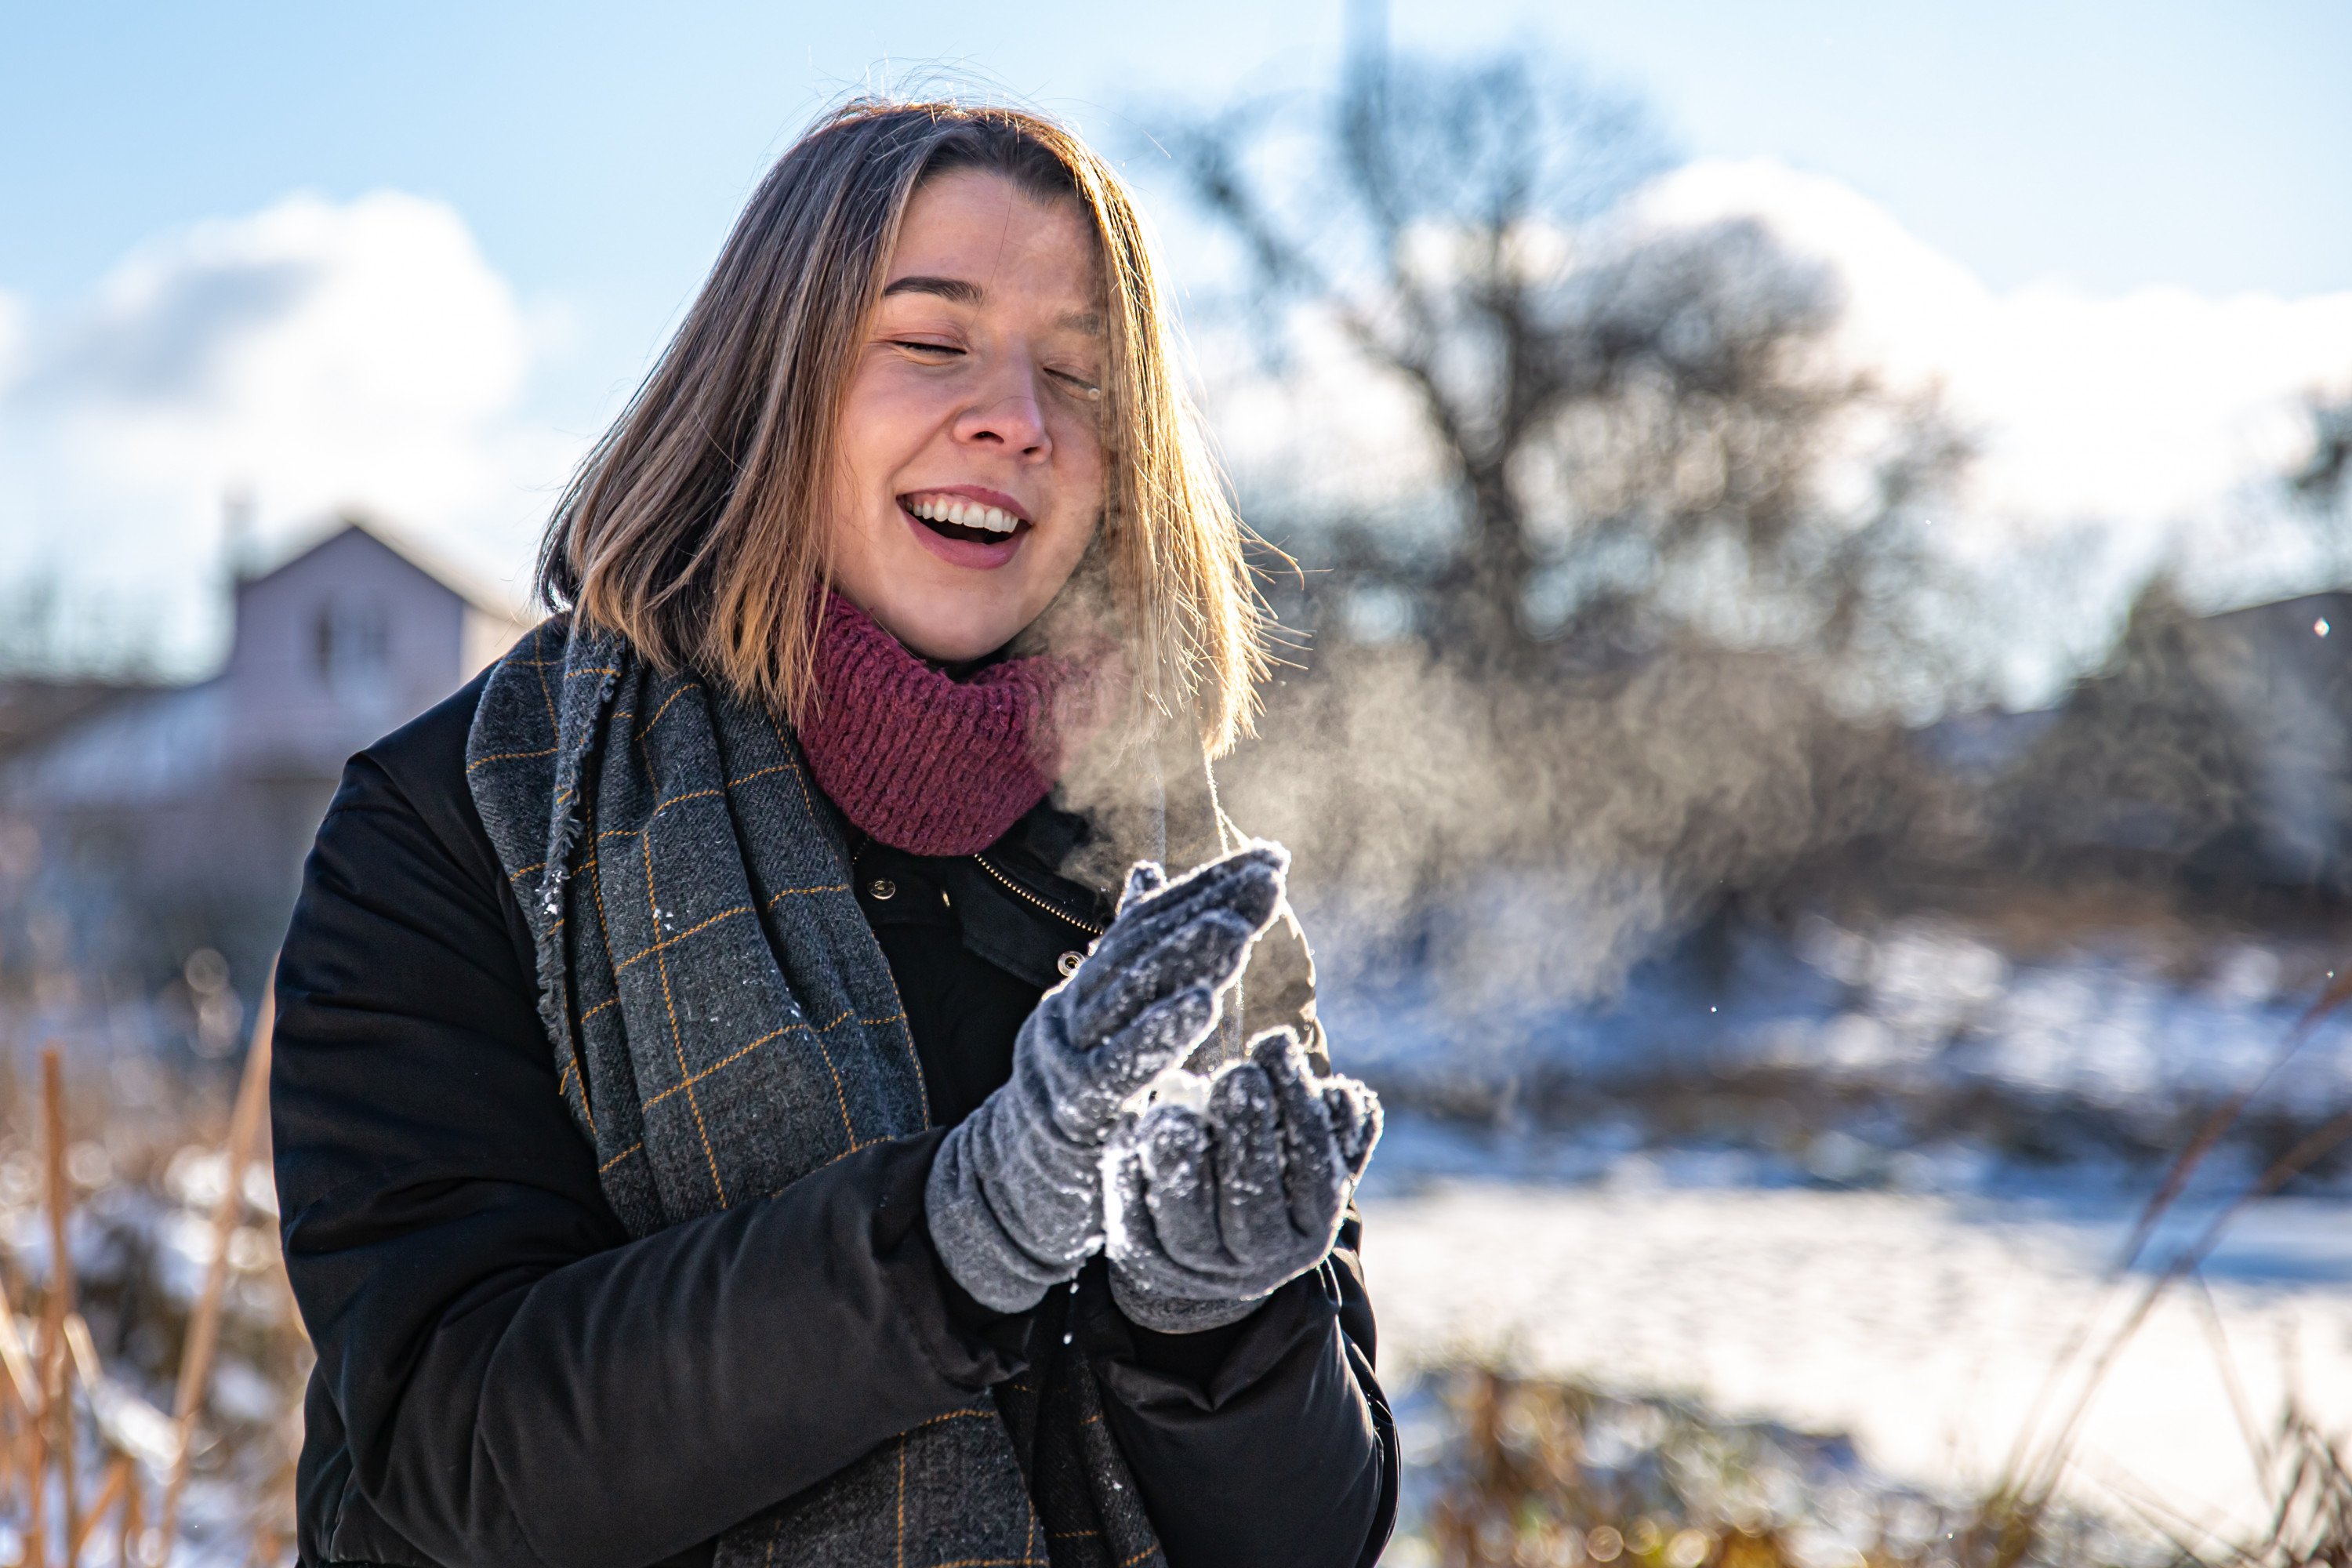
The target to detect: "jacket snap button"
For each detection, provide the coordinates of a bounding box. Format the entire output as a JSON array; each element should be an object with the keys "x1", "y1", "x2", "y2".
[
  {"x1": 868, "y1": 877, "x2": 896, "y2": 902},
  {"x1": 1057, "y1": 951, "x2": 1083, "y2": 978}
]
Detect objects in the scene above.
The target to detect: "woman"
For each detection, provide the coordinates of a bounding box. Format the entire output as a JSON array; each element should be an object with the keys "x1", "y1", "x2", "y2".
[{"x1": 272, "y1": 100, "x2": 1394, "y2": 1568}]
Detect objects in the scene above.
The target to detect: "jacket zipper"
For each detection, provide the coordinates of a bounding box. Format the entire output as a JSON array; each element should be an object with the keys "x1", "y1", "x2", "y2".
[{"x1": 971, "y1": 853, "x2": 1105, "y2": 938}]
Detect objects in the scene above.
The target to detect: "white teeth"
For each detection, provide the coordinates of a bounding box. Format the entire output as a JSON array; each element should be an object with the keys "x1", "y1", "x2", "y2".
[{"x1": 907, "y1": 494, "x2": 1018, "y2": 534}]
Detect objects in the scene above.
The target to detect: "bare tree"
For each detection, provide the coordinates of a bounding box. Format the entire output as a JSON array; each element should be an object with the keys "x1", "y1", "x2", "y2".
[
  {"x1": 1154, "y1": 43, "x2": 1988, "y2": 999},
  {"x1": 1998, "y1": 579, "x2": 2259, "y2": 878},
  {"x1": 0, "y1": 571, "x2": 168, "y2": 682},
  {"x1": 2292, "y1": 391, "x2": 2350, "y2": 509},
  {"x1": 1154, "y1": 46, "x2": 1970, "y2": 684}
]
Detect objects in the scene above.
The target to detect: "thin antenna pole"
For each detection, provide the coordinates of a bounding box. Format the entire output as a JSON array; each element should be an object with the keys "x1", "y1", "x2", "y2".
[{"x1": 1345, "y1": 0, "x2": 1389, "y2": 103}]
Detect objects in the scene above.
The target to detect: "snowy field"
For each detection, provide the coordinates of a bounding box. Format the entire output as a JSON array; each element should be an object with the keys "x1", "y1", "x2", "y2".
[
  {"x1": 1317, "y1": 904, "x2": 2352, "y2": 1550},
  {"x1": 1359, "y1": 1149, "x2": 2352, "y2": 1546},
  {"x1": 1323, "y1": 907, "x2": 2352, "y2": 1157}
]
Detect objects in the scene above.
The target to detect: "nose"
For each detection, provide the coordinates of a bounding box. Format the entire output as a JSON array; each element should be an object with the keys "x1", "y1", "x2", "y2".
[{"x1": 951, "y1": 355, "x2": 1051, "y2": 461}]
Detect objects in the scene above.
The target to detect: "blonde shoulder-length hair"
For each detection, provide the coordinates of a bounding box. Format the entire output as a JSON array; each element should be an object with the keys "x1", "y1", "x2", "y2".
[{"x1": 538, "y1": 98, "x2": 1270, "y2": 755}]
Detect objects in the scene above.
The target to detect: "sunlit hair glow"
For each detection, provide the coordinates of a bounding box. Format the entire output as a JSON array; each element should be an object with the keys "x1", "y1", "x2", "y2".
[{"x1": 538, "y1": 98, "x2": 1270, "y2": 753}]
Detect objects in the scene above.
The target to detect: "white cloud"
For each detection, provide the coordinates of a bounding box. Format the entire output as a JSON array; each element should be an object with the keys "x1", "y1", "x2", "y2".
[
  {"x1": 1635, "y1": 159, "x2": 2352, "y2": 550},
  {"x1": 0, "y1": 191, "x2": 575, "y2": 669},
  {"x1": 9, "y1": 169, "x2": 2346, "y2": 684},
  {"x1": 0, "y1": 290, "x2": 22, "y2": 383},
  {"x1": 1207, "y1": 158, "x2": 2352, "y2": 557},
  {"x1": 1194, "y1": 158, "x2": 2352, "y2": 703}
]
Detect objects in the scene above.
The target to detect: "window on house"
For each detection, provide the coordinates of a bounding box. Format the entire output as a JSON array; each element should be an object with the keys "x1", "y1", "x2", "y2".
[{"x1": 314, "y1": 601, "x2": 390, "y2": 691}]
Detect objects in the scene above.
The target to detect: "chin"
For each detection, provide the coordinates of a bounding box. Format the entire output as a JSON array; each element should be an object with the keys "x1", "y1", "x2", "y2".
[{"x1": 879, "y1": 601, "x2": 1029, "y2": 664}]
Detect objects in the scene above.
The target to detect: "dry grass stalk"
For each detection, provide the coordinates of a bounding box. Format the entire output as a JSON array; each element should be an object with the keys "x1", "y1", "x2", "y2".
[
  {"x1": 74, "y1": 1456, "x2": 129, "y2": 1563},
  {"x1": 1415, "y1": 1365, "x2": 2155, "y2": 1568},
  {"x1": 2253, "y1": 1402, "x2": 2352, "y2": 1566},
  {"x1": 1415, "y1": 952, "x2": 2352, "y2": 1568},
  {"x1": 0, "y1": 1187, "x2": 43, "y2": 1555},
  {"x1": 1979, "y1": 975, "x2": 2352, "y2": 1523},
  {"x1": 156, "y1": 965, "x2": 276, "y2": 1566},
  {"x1": 115, "y1": 1459, "x2": 143, "y2": 1568},
  {"x1": 45, "y1": 1046, "x2": 82, "y2": 1565},
  {"x1": 0, "y1": 972, "x2": 292, "y2": 1565},
  {"x1": 0, "y1": 1279, "x2": 40, "y2": 1413},
  {"x1": 1976, "y1": 966, "x2": 2352, "y2": 1561},
  {"x1": 56, "y1": 1312, "x2": 158, "y2": 1568},
  {"x1": 24, "y1": 1374, "x2": 47, "y2": 1568}
]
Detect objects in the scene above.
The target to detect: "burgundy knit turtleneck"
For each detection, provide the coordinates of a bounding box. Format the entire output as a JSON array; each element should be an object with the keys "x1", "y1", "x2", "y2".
[{"x1": 798, "y1": 593, "x2": 1083, "y2": 855}]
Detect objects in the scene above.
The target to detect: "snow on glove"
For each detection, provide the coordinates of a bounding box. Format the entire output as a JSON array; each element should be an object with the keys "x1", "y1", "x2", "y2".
[
  {"x1": 1102, "y1": 1025, "x2": 1383, "y2": 1333},
  {"x1": 927, "y1": 841, "x2": 1290, "y2": 1313}
]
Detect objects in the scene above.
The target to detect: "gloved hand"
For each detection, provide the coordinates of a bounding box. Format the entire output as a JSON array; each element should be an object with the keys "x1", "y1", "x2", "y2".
[
  {"x1": 1102, "y1": 1026, "x2": 1382, "y2": 1332},
  {"x1": 926, "y1": 842, "x2": 1289, "y2": 1312}
]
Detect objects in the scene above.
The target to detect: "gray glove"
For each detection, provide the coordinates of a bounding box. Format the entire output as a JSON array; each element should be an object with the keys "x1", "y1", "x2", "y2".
[
  {"x1": 1102, "y1": 1026, "x2": 1382, "y2": 1332},
  {"x1": 926, "y1": 842, "x2": 1290, "y2": 1312}
]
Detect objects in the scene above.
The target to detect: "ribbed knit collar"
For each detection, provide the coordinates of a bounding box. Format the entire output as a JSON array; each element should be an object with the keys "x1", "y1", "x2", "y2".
[{"x1": 798, "y1": 593, "x2": 1086, "y2": 856}]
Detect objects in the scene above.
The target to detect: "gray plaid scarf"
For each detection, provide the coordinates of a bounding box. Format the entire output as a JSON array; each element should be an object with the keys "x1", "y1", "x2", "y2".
[{"x1": 464, "y1": 615, "x2": 1173, "y2": 1568}]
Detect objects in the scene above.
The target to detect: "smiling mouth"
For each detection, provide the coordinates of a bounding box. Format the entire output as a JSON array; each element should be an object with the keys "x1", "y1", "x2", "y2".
[{"x1": 901, "y1": 492, "x2": 1030, "y2": 546}]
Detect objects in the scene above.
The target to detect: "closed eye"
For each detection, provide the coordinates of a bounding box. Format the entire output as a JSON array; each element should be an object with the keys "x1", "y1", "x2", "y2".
[{"x1": 892, "y1": 339, "x2": 963, "y2": 359}]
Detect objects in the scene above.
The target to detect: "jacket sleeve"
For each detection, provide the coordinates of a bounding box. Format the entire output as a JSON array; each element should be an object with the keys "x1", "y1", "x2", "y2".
[
  {"x1": 273, "y1": 706, "x2": 1033, "y2": 1568},
  {"x1": 1083, "y1": 1212, "x2": 1398, "y2": 1568}
]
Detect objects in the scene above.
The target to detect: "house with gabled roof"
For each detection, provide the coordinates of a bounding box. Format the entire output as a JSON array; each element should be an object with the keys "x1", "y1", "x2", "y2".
[{"x1": 0, "y1": 515, "x2": 534, "y2": 985}]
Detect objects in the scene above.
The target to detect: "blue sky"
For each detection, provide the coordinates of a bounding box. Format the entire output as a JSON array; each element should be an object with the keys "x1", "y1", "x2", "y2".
[
  {"x1": 1, "y1": 1, "x2": 2347, "y2": 675},
  {"x1": 5, "y1": 1, "x2": 2345, "y2": 405}
]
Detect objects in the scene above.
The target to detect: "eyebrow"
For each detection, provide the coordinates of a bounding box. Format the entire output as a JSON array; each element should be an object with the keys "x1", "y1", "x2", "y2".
[
  {"x1": 881, "y1": 274, "x2": 982, "y2": 306},
  {"x1": 880, "y1": 274, "x2": 1104, "y2": 336}
]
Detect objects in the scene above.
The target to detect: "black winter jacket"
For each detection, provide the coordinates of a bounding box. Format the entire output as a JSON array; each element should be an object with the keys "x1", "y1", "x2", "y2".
[{"x1": 270, "y1": 670, "x2": 1396, "y2": 1568}]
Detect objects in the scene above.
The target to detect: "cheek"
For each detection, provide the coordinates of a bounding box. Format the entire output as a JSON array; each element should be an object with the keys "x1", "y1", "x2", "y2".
[
  {"x1": 826, "y1": 383, "x2": 883, "y2": 532},
  {"x1": 1054, "y1": 408, "x2": 1109, "y2": 507},
  {"x1": 834, "y1": 366, "x2": 941, "y2": 506}
]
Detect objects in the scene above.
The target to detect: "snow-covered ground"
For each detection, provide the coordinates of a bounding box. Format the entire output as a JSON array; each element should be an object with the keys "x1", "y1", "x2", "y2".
[
  {"x1": 1320, "y1": 903, "x2": 2352, "y2": 1190},
  {"x1": 1324, "y1": 905, "x2": 2352, "y2": 1548},
  {"x1": 1330, "y1": 907, "x2": 2349, "y2": 1121},
  {"x1": 1360, "y1": 1155, "x2": 2352, "y2": 1547}
]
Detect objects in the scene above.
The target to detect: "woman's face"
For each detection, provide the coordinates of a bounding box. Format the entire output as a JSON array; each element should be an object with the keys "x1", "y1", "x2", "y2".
[{"x1": 826, "y1": 168, "x2": 1107, "y2": 662}]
